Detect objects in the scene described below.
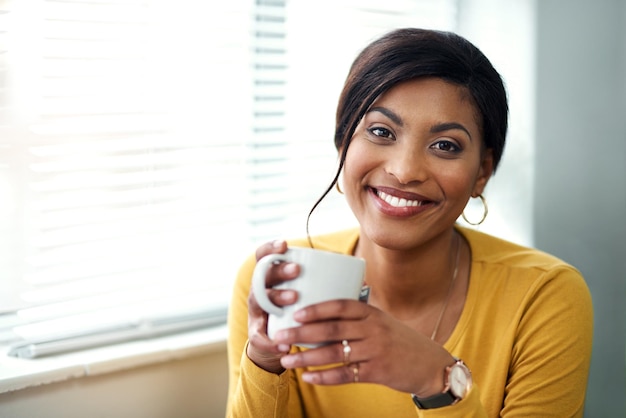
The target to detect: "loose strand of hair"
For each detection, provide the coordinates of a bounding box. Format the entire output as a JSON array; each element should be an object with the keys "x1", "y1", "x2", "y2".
[{"x1": 305, "y1": 147, "x2": 349, "y2": 248}]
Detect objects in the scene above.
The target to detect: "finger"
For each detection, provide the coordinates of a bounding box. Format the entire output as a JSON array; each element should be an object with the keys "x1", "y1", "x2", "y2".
[
  {"x1": 255, "y1": 239, "x2": 287, "y2": 261},
  {"x1": 247, "y1": 313, "x2": 291, "y2": 354},
  {"x1": 247, "y1": 327, "x2": 291, "y2": 374},
  {"x1": 254, "y1": 241, "x2": 300, "y2": 289},
  {"x1": 248, "y1": 286, "x2": 298, "y2": 317},
  {"x1": 280, "y1": 338, "x2": 362, "y2": 369},
  {"x1": 248, "y1": 289, "x2": 268, "y2": 316},
  {"x1": 249, "y1": 326, "x2": 291, "y2": 354},
  {"x1": 267, "y1": 287, "x2": 299, "y2": 306},
  {"x1": 301, "y1": 363, "x2": 364, "y2": 386},
  {"x1": 274, "y1": 319, "x2": 360, "y2": 347},
  {"x1": 293, "y1": 299, "x2": 371, "y2": 323},
  {"x1": 265, "y1": 261, "x2": 301, "y2": 288}
]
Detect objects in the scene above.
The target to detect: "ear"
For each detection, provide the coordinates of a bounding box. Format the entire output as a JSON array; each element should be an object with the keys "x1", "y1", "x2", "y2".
[{"x1": 472, "y1": 148, "x2": 494, "y2": 197}]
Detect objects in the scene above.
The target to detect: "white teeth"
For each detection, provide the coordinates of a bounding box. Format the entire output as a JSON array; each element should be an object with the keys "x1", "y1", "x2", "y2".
[{"x1": 377, "y1": 190, "x2": 422, "y2": 207}]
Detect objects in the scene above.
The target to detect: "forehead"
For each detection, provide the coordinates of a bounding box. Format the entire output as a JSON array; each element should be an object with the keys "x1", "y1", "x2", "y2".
[{"x1": 370, "y1": 77, "x2": 481, "y2": 131}]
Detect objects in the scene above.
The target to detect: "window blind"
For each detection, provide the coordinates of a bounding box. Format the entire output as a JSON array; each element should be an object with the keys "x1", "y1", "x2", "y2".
[
  {"x1": 1, "y1": 0, "x2": 256, "y2": 353},
  {"x1": 1, "y1": 0, "x2": 457, "y2": 358}
]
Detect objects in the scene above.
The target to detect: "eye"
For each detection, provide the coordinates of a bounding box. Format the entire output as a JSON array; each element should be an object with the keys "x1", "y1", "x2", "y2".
[
  {"x1": 368, "y1": 126, "x2": 395, "y2": 140},
  {"x1": 431, "y1": 139, "x2": 461, "y2": 153}
]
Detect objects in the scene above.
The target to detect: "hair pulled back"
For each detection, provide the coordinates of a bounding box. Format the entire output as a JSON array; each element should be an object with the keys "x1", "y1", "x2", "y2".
[
  {"x1": 307, "y1": 28, "x2": 509, "y2": 242},
  {"x1": 336, "y1": 28, "x2": 508, "y2": 168}
]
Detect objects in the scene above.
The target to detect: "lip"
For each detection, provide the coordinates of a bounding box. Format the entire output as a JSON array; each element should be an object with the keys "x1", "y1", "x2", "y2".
[{"x1": 367, "y1": 186, "x2": 436, "y2": 217}]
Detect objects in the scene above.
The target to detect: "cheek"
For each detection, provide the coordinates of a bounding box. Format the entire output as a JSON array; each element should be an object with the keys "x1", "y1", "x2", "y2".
[
  {"x1": 342, "y1": 140, "x2": 378, "y2": 186},
  {"x1": 437, "y1": 162, "x2": 483, "y2": 206}
]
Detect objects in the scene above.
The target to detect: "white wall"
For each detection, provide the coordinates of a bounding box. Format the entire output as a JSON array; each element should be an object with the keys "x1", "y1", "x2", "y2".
[
  {"x1": 0, "y1": 348, "x2": 229, "y2": 418},
  {"x1": 533, "y1": 1, "x2": 626, "y2": 416},
  {"x1": 457, "y1": 0, "x2": 536, "y2": 247}
]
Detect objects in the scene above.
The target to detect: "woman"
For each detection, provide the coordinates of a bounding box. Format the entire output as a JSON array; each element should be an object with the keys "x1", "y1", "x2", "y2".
[{"x1": 226, "y1": 28, "x2": 592, "y2": 417}]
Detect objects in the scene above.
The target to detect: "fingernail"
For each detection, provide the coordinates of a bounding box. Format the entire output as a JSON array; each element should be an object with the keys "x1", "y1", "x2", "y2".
[
  {"x1": 293, "y1": 309, "x2": 307, "y2": 321},
  {"x1": 273, "y1": 240, "x2": 285, "y2": 249},
  {"x1": 279, "y1": 290, "x2": 296, "y2": 302},
  {"x1": 281, "y1": 355, "x2": 295, "y2": 367},
  {"x1": 274, "y1": 330, "x2": 287, "y2": 341},
  {"x1": 302, "y1": 373, "x2": 315, "y2": 383},
  {"x1": 277, "y1": 344, "x2": 291, "y2": 353},
  {"x1": 283, "y1": 263, "x2": 298, "y2": 275}
]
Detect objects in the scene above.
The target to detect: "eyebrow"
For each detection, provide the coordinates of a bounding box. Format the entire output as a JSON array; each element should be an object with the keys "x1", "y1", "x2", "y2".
[
  {"x1": 368, "y1": 107, "x2": 403, "y2": 127},
  {"x1": 430, "y1": 122, "x2": 473, "y2": 141}
]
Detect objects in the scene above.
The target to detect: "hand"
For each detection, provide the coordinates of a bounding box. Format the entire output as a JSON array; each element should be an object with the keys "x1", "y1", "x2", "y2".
[
  {"x1": 272, "y1": 299, "x2": 455, "y2": 396},
  {"x1": 246, "y1": 240, "x2": 301, "y2": 374}
]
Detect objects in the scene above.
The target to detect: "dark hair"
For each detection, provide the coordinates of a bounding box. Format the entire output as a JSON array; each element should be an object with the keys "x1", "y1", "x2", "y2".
[{"x1": 307, "y1": 28, "x2": 509, "y2": 242}]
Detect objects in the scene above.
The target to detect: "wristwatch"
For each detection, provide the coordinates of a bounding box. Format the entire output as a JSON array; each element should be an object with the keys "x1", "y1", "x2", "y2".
[{"x1": 411, "y1": 357, "x2": 472, "y2": 409}]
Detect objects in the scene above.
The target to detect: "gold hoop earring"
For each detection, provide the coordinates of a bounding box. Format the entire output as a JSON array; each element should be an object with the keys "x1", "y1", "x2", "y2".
[
  {"x1": 462, "y1": 194, "x2": 488, "y2": 225},
  {"x1": 335, "y1": 182, "x2": 344, "y2": 194}
]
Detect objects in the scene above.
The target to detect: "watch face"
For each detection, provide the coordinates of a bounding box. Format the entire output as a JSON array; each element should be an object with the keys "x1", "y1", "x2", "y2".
[
  {"x1": 449, "y1": 363, "x2": 472, "y2": 398},
  {"x1": 412, "y1": 359, "x2": 473, "y2": 409}
]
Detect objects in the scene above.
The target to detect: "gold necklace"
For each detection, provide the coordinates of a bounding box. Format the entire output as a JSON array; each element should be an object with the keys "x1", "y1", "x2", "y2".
[{"x1": 430, "y1": 233, "x2": 461, "y2": 341}]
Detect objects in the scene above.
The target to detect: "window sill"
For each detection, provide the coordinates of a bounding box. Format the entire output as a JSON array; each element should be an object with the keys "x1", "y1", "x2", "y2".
[{"x1": 0, "y1": 324, "x2": 228, "y2": 394}]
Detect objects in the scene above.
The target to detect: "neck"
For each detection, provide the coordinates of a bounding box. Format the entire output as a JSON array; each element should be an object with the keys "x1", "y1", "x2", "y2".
[{"x1": 356, "y1": 229, "x2": 461, "y2": 320}]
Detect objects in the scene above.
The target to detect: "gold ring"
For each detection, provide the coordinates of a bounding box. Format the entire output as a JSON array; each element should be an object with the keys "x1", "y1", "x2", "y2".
[
  {"x1": 352, "y1": 362, "x2": 360, "y2": 383},
  {"x1": 341, "y1": 339, "x2": 351, "y2": 365}
]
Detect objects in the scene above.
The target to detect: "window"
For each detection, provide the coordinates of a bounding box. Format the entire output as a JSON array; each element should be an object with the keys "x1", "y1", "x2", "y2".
[{"x1": 0, "y1": 0, "x2": 456, "y2": 357}]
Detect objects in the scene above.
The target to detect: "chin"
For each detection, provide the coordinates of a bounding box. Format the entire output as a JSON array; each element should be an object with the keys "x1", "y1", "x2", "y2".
[{"x1": 361, "y1": 224, "x2": 424, "y2": 251}]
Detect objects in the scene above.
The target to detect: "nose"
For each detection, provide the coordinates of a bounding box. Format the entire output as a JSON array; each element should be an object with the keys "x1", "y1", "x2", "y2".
[{"x1": 385, "y1": 147, "x2": 428, "y2": 185}]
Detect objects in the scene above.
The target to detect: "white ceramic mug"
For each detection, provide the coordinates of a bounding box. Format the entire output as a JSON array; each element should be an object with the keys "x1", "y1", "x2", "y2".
[{"x1": 252, "y1": 247, "x2": 366, "y2": 346}]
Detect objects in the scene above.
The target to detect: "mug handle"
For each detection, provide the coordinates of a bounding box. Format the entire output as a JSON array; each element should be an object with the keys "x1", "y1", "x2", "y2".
[{"x1": 251, "y1": 253, "x2": 291, "y2": 316}]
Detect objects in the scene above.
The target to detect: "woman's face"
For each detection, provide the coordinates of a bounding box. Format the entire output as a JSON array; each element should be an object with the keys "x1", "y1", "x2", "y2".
[{"x1": 342, "y1": 77, "x2": 493, "y2": 250}]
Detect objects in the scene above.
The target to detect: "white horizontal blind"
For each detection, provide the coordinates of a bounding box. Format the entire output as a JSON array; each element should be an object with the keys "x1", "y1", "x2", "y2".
[
  {"x1": 246, "y1": 0, "x2": 291, "y2": 244},
  {"x1": 0, "y1": 1, "x2": 15, "y2": 310},
  {"x1": 0, "y1": 0, "x2": 255, "y2": 346},
  {"x1": 0, "y1": 0, "x2": 457, "y2": 355}
]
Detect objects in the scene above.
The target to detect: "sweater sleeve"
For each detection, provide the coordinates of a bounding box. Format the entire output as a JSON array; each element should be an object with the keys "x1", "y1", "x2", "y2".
[
  {"x1": 225, "y1": 254, "x2": 304, "y2": 418},
  {"x1": 502, "y1": 265, "x2": 593, "y2": 417},
  {"x1": 416, "y1": 264, "x2": 592, "y2": 417}
]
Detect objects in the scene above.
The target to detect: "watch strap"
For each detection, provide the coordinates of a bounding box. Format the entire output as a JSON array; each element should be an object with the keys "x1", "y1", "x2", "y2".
[
  {"x1": 411, "y1": 391, "x2": 456, "y2": 409},
  {"x1": 411, "y1": 357, "x2": 471, "y2": 409}
]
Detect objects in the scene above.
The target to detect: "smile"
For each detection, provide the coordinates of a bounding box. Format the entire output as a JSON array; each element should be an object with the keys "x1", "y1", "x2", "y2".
[{"x1": 376, "y1": 190, "x2": 423, "y2": 207}]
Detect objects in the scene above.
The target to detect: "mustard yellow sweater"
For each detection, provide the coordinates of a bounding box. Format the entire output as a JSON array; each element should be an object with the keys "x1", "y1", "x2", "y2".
[{"x1": 226, "y1": 227, "x2": 593, "y2": 417}]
